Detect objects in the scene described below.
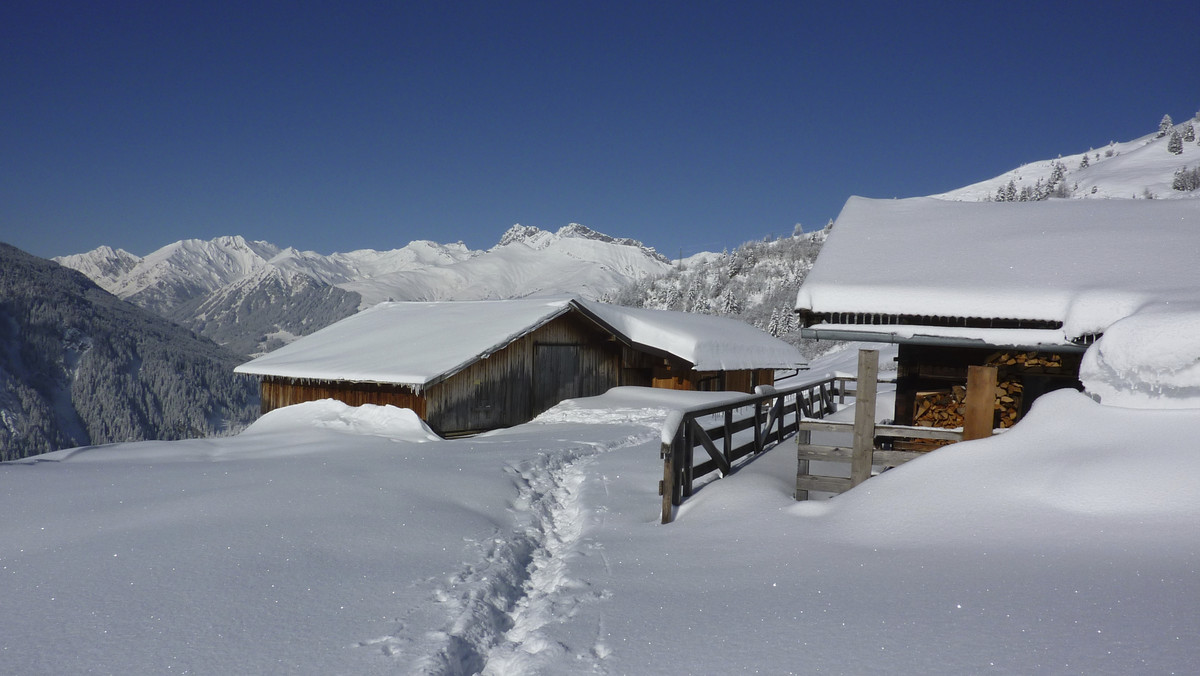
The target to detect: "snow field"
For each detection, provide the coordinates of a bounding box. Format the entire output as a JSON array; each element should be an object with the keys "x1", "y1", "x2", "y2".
[{"x1": 4, "y1": 350, "x2": 1200, "y2": 674}]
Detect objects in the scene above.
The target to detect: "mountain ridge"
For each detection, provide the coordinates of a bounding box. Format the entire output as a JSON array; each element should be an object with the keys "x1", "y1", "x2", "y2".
[{"x1": 56, "y1": 225, "x2": 672, "y2": 356}]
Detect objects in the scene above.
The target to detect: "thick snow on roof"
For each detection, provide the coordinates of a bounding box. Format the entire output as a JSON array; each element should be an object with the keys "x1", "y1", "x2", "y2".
[
  {"x1": 235, "y1": 298, "x2": 573, "y2": 385},
  {"x1": 235, "y1": 297, "x2": 803, "y2": 384},
  {"x1": 796, "y1": 196, "x2": 1200, "y2": 340},
  {"x1": 577, "y1": 299, "x2": 803, "y2": 371}
]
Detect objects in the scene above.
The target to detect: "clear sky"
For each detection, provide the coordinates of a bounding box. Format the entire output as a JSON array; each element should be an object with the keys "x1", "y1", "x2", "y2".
[{"x1": 3, "y1": 1, "x2": 1198, "y2": 260}]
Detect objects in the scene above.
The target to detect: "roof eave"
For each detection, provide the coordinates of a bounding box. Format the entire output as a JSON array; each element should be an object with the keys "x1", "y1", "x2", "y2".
[{"x1": 800, "y1": 327, "x2": 1090, "y2": 354}]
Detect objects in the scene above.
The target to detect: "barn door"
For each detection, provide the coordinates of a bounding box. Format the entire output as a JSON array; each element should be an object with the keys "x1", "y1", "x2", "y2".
[{"x1": 533, "y1": 344, "x2": 581, "y2": 417}]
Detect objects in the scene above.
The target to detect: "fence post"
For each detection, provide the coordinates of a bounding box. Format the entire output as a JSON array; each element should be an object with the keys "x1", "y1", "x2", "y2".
[
  {"x1": 682, "y1": 418, "x2": 695, "y2": 497},
  {"x1": 795, "y1": 422, "x2": 811, "y2": 500},
  {"x1": 753, "y1": 401, "x2": 764, "y2": 452},
  {"x1": 774, "y1": 396, "x2": 785, "y2": 443},
  {"x1": 661, "y1": 436, "x2": 676, "y2": 524},
  {"x1": 850, "y1": 349, "x2": 879, "y2": 487},
  {"x1": 723, "y1": 409, "x2": 733, "y2": 464}
]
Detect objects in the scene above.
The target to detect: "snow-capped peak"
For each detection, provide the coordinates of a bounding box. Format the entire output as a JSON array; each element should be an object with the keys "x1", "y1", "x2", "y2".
[
  {"x1": 494, "y1": 222, "x2": 669, "y2": 263},
  {"x1": 496, "y1": 223, "x2": 547, "y2": 248}
]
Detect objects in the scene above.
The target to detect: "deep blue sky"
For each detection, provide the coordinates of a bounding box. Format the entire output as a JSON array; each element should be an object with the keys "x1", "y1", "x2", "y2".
[{"x1": 3, "y1": 1, "x2": 1198, "y2": 259}]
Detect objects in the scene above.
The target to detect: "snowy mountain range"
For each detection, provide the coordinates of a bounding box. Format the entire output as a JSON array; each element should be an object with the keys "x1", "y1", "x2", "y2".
[{"x1": 56, "y1": 225, "x2": 672, "y2": 356}]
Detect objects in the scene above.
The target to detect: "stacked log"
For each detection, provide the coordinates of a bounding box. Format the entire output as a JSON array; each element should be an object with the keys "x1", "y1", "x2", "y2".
[
  {"x1": 986, "y1": 350, "x2": 1063, "y2": 371},
  {"x1": 993, "y1": 379, "x2": 1023, "y2": 427},
  {"x1": 913, "y1": 379, "x2": 1023, "y2": 429}
]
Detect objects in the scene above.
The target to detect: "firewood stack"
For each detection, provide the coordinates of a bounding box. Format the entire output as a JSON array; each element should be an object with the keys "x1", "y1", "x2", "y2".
[{"x1": 910, "y1": 350, "x2": 1060, "y2": 431}]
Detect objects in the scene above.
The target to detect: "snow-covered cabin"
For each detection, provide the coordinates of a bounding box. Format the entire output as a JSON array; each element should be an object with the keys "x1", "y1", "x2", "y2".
[
  {"x1": 236, "y1": 297, "x2": 803, "y2": 435},
  {"x1": 796, "y1": 196, "x2": 1200, "y2": 429}
]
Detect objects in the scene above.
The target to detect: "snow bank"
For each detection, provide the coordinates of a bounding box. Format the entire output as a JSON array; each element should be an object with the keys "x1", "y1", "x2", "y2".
[
  {"x1": 1081, "y1": 303, "x2": 1200, "y2": 408},
  {"x1": 242, "y1": 399, "x2": 442, "y2": 441},
  {"x1": 799, "y1": 389, "x2": 1200, "y2": 546}
]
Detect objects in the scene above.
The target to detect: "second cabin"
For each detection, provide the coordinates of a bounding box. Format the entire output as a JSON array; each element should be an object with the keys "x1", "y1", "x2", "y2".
[{"x1": 796, "y1": 196, "x2": 1200, "y2": 437}]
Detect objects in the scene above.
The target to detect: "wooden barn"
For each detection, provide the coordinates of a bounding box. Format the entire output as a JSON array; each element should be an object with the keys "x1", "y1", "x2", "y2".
[
  {"x1": 236, "y1": 297, "x2": 803, "y2": 436},
  {"x1": 796, "y1": 196, "x2": 1200, "y2": 435}
]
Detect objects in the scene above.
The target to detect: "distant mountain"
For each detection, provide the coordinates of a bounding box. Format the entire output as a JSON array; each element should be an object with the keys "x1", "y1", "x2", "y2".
[
  {"x1": 0, "y1": 243, "x2": 259, "y2": 461},
  {"x1": 934, "y1": 113, "x2": 1200, "y2": 202},
  {"x1": 57, "y1": 225, "x2": 672, "y2": 356}
]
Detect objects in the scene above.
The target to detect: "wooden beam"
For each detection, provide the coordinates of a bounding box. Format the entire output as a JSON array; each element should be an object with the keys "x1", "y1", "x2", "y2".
[
  {"x1": 660, "y1": 437, "x2": 679, "y2": 524},
  {"x1": 850, "y1": 349, "x2": 878, "y2": 487},
  {"x1": 963, "y1": 364, "x2": 998, "y2": 441},
  {"x1": 798, "y1": 444, "x2": 852, "y2": 461},
  {"x1": 689, "y1": 418, "x2": 732, "y2": 476},
  {"x1": 796, "y1": 475, "x2": 853, "y2": 494},
  {"x1": 795, "y1": 420, "x2": 812, "y2": 500}
]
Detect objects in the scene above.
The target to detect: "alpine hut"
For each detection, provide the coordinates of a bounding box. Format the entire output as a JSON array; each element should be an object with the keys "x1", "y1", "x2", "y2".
[
  {"x1": 796, "y1": 196, "x2": 1200, "y2": 433},
  {"x1": 236, "y1": 296, "x2": 804, "y2": 436}
]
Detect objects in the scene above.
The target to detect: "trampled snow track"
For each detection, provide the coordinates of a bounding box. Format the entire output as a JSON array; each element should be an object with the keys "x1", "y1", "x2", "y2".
[{"x1": 372, "y1": 425, "x2": 656, "y2": 675}]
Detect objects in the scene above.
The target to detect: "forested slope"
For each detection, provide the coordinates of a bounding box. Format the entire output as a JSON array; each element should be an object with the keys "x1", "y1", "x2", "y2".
[{"x1": 0, "y1": 243, "x2": 259, "y2": 460}]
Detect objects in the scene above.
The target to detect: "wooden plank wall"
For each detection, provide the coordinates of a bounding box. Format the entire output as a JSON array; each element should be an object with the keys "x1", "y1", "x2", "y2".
[
  {"x1": 260, "y1": 377, "x2": 426, "y2": 417},
  {"x1": 426, "y1": 312, "x2": 621, "y2": 434},
  {"x1": 653, "y1": 366, "x2": 775, "y2": 393}
]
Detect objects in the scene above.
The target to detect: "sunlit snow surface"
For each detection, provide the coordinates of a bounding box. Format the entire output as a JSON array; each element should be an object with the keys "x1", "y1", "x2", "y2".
[{"x1": 3, "y1": 345, "x2": 1199, "y2": 674}]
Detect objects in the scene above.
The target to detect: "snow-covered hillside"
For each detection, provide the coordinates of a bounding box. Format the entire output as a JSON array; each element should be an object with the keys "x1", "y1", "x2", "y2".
[
  {"x1": 935, "y1": 112, "x2": 1200, "y2": 202},
  {"x1": 57, "y1": 225, "x2": 672, "y2": 355}
]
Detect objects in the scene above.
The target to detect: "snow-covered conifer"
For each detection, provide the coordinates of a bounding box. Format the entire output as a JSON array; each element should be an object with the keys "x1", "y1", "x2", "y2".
[
  {"x1": 1158, "y1": 114, "x2": 1173, "y2": 137},
  {"x1": 1184, "y1": 123, "x2": 1196, "y2": 143},
  {"x1": 1168, "y1": 130, "x2": 1183, "y2": 155}
]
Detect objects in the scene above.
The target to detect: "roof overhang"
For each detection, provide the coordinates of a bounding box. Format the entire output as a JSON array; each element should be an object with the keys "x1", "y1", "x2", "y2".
[{"x1": 800, "y1": 325, "x2": 1091, "y2": 354}]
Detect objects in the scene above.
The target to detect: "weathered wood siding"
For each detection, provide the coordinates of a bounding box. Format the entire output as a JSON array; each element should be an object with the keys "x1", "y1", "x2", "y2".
[
  {"x1": 651, "y1": 363, "x2": 774, "y2": 393},
  {"x1": 425, "y1": 312, "x2": 621, "y2": 434},
  {"x1": 259, "y1": 377, "x2": 426, "y2": 417}
]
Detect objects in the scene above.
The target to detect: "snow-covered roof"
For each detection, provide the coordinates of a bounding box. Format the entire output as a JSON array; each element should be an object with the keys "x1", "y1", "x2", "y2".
[
  {"x1": 796, "y1": 196, "x2": 1200, "y2": 346},
  {"x1": 575, "y1": 299, "x2": 803, "y2": 371},
  {"x1": 235, "y1": 297, "x2": 803, "y2": 386}
]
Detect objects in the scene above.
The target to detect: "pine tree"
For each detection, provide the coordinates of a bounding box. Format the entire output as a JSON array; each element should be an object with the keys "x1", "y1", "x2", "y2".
[
  {"x1": 1173, "y1": 166, "x2": 1200, "y2": 191},
  {"x1": 1168, "y1": 130, "x2": 1183, "y2": 155},
  {"x1": 1158, "y1": 114, "x2": 1174, "y2": 137},
  {"x1": 1078, "y1": 154, "x2": 1089, "y2": 169},
  {"x1": 1184, "y1": 123, "x2": 1196, "y2": 143}
]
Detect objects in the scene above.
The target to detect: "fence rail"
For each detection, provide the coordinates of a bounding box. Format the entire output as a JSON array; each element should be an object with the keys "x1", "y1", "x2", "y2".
[{"x1": 658, "y1": 375, "x2": 844, "y2": 524}]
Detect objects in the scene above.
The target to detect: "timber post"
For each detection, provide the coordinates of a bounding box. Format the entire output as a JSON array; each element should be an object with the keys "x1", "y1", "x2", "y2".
[
  {"x1": 963, "y1": 364, "x2": 998, "y2": 441},
  {"x1": 850, "y1": 349, "x2": 879, "y2": 487}
]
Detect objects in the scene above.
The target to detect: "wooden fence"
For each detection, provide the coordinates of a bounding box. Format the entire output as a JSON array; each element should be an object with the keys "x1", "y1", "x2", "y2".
[
  {"x1": 658, "y1": 375, "x2": 844, "y2": 524},
  {"x1": 659, "y1": 349, "x2": 998, "y2": 523},
  {"x1": 795, "y1": 349, "x2": 994, "y2": 499}
]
